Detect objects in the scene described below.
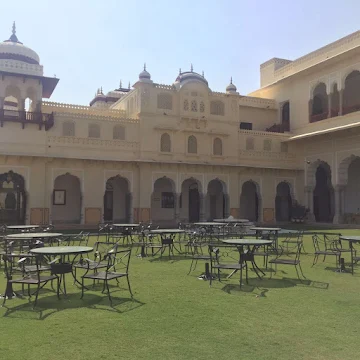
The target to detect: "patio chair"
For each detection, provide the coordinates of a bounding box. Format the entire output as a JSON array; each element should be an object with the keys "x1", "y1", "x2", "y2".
[
  {"x1": 81, "y1": 248, "x2": 133, "y2": 304},
  {"x1": 2, "y1": 253, "x2": 59, "y2": 308},
  {"x1": 209, "y1": 244, "x2": 247, "y2": 287},
  {"x1": 187, "y1": 232, "x2": 211, "y2": 274},
  {"x1": 268, "y1": 241, "x2": 305, "y2": 281},
  {"x1": 312, "y1": 233, "x2": 341, "y2": 266}
]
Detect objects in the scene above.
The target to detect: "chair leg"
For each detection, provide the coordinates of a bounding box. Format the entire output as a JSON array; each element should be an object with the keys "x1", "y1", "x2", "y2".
[
  {"x1": 56, "y1": 277, "x2": 60, "y2": 299},
  {"x1": 105, "y1": 280, "x2": 112, "y2": 305},
  {"x1": 81, "y1": 278, "x2": 85, "y2": 299},
  {"x1": 245, "y1": 263, "x2": 249, "y2": 284},
  {"x1": 126, "y1": 275, "x2": 133, "y2": 298},
  {"x1": 33, "y1": 284, "x2": 40, "y2": 308},
  {"x1": 298, "y1": 263, "x2": 306, "y2": 279},
  {"x1": 187, "y1": 259, "x2": 194, "y2": 275},
  {"x1": 240, "y1": 267, "x2": 243, "y2": 288},
  {"x1": 312, "y1": 254, "x2": 318, "y2": 266}
]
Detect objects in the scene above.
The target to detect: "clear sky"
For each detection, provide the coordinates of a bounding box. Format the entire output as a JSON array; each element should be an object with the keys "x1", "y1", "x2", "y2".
[{"x1": 1, "y1": 0, "x2": 359, "y2": 105}]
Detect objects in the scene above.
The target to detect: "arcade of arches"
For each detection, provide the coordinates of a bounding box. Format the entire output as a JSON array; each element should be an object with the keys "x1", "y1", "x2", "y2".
[{"x1": 6, "y1": 162, "x2": 360, "y2": 225}]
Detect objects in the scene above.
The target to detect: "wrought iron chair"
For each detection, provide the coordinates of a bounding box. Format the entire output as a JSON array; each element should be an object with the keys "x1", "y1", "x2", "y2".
[
  {"x1": 208, "y1": 244, "x2": 247, "y2": 287},
  {"x1": 2, "y1": 253, "x2": 59, "y2": 308},
  {"x1": 312, "y1": 233, "x2": 341, "y2": 266},
  {"x1": 269, "y1": 241, "x2": 305, "y2": 281},
  {"x1": 81, "y1": 248, "x2": 133, "y2": 304},
  {"x1": 187, "y1": 231, "x2": 211, "y2": 274}
]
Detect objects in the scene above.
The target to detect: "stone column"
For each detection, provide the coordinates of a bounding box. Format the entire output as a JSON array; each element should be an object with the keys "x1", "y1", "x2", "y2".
[
  {"x1": 223, "y1": 194, "x2": 230, "y2": 218},
  {"x1": 327, "y1": 93, "x2": 332, "y2": 118},
  {"x1": 174, "y1": 193, "x2": 180, "y2": 224},
  {"x1": 333, "y1": 185, "x2": 343, "y2": 224},
  {"x1": 308, "y1": 99, "x2": 313, "y2": 122},
  {"x1": 127, "y1": 193, "x2": 133, "y2": 223},
  {"x1": 339, "y1": 89, "x2": 343, "y2": 116},
  {"x1": 304, "y1": 186, "x2": 315, "y2": 222},
  {"x1": 18, "y1": 99, "x2": 25, "y2": 111},
  {"x1": 199, "y1": 193, "x2": 205, "y2": 221},
  {"x1": 0, "y1": 97, "x2": 4, "y2": 109}
]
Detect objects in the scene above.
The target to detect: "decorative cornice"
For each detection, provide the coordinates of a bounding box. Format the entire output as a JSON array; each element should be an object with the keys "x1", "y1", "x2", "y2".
[{"x1": 47, "y1": 136, "x2": 139, "y2": 148}]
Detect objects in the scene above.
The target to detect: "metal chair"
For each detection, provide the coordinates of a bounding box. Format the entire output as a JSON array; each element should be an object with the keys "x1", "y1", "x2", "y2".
[
  {"x1": 269, "y1": 241, "x2": 305, "y2": 281},
  {"x1": 312, "y1": 233, "x2": 341, "y2": 266},
  {"x1": 2, "y1": 253, "x2": 59, "y2": 308},
  {"x1": 81, "y1": 248, "x2": 133, "y2": 304}
]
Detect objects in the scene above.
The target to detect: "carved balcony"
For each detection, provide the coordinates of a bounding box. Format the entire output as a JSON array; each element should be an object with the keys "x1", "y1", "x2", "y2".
[{"x1": 0, "y1": 109, "x2": 54, "y2": 130}]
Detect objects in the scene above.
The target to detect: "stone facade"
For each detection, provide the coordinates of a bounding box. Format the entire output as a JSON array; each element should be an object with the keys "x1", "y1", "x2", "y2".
[{"x1": 1, "y1": 26, "x2": 360, "y2": 225}]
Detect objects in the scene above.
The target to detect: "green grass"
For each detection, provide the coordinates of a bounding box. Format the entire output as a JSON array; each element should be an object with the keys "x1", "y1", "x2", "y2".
[{"x1": 1, "y1": 229, "x2": 360, "y2": 360}]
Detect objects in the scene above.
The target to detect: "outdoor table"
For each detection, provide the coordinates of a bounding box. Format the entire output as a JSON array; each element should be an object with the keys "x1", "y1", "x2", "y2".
[
  {"x1": 339, "y1": 236, "x2": 360, "y2": 274},
  {"x1": 213, "y1": 219, "x2": 249, "y2": 224},
  {"x1": 6, "y1": 225, "x2": 40, "y2": 232},
  {"x1": 221, "y1": 239, "x2": 273, "y2": 280},
  {"x1": 149, "y1": 229, "x2": 185, "y2": 257},
  {"x1": 251, "y1": 227, "x2": 281, "y2": 249},
  {"x1": 6, "y1": 232, "x2": 63, "y2": 239},
  {"x1": 30, "y1": 246, "x2": 93, "y2": 295},
  {"x1": 112, "y1": 224, "x2": 140, "y2": 228},
  {"x1": 194, "y1": 222, "x2": 227, "y2": 240}
]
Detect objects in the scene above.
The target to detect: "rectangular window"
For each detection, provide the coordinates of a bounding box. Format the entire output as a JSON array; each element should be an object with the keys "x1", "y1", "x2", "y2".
[
  {"x1": 161, "y1": 192, "x2": 174, "y2": 208},
  {"x1": 240, "y1": 122, "x2": 253, "y2": 130}
]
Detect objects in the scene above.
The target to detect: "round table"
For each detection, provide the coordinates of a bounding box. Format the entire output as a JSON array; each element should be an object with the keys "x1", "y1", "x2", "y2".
[
  {"x1": 339, "y1": 236, "x2": 360, "y2": 274},
  {"x1": 222, "y1": 239, "x2": 273, "y2": 280},
  {"x1": 113, "y1": 224, "x2": 140, "y2": 228},
  {"x1": 6, "y1": 225, "x2": 40, "y2": 231},
  {"x1": 251, "y1": 227, "x2": 282, "y2": 248},
  {"x1": 213, "y1": 219, "x2": 249, "y2": 223},
  {"x1": 6, "y1": 232, "x2": 63, "y2": 239},
  {"x1": 30, "y1": 246, "x2": 93, "y2": 295},
  {"x1": 149, "y1": 229, "x2": 185, "y2": 257}
]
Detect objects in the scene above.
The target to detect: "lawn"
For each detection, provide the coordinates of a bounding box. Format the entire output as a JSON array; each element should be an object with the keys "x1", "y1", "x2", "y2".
[{"x1": 0, "y1": 229, "x2": 360, "y2": 360}]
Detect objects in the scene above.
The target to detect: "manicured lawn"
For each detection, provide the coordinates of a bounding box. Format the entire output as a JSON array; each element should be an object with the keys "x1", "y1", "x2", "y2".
[{"x1": 0, "y1": 229, "x2": 360, "y2": 359}]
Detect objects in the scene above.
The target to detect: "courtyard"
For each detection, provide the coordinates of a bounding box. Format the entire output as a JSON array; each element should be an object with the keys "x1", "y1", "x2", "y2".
[{"x1": 0, "y1": 227, "x2": 359, "y2": 360}]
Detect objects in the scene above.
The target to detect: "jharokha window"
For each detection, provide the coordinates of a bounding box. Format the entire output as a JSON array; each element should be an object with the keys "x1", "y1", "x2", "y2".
[
  {"x1": 160, "y1": 133, "x2": 171, "y2": 152},
  {"x1": 191, "y1": 100, "x2": 197, "y2": 112},
  {"x1": 183, "y1": 99, "x2": 189, "y2": 111},
  {"x1": 213, "y1": 137, "x2": 223, "y2": 155},
  {"x1": 88, "y1": 124, "x2": 100, "y2": 138},
  {"x1": 157, "y1": 93, "x2": 173, "y2": 110},
  {"x1": 62, "y1": 121, "x2": 75, "y2": 137},
  {"x1": 188, "y1": 135, "x2": 197, "y2": 154},
  {"x1": 210, "y1": 100, "x2": 225, "y2": 116},
  {"x1": 113, "y1": 125, "x2": 125, "y2": 140}
]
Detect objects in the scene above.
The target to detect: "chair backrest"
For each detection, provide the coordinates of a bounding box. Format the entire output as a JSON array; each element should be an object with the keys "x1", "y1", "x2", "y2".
[
  {"x1": 106, "y1": 247, "x2": 132, "y2": 275},
  {"x1": 2, "y1": 253, "x2": 42, "y2": 281},
  {"x1": 94, "y1": 241, "x2": 118, "y2": 261}
]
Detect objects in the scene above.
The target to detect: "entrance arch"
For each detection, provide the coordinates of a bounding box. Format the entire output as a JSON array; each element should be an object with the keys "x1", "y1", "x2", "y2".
[
  {"x1": 275, "y1": 182, "x2": 292, "y2": 221},
  {"x1": 52, "y1": 173, "x2": 81, "y2": 224},
  {"x1": 240, "y1": 181, "x2": 260, "y2": 221},
  {"x1": 180, "y1": 178, "x2": 202, "y2": 223},
  {"x1": 104, "y1": 176, "x2": 130, "y2": 223},
  {"x1": 343, "y1": 157, "x2": 360, "y2": 214},
  {"x1": 206, "y1": 179, "x2": 228, "y2": 220},
  {"x1": 0, "y1": 171, "x2": 26, "y2": 225},
  {"x1": 151, "y1": 177, "x2": 176, "y2": 227},
  {"x1": 313, "y1": 164, "x2": 334, "y2": 222}
]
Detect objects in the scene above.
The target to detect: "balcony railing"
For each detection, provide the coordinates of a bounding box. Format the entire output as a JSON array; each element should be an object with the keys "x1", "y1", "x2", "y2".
[
  {"x1": 266, "y1": 123, "x2": 289, "y2": 133},
  {"x1": 0, "y1": 109, "x2": 54, "y2": 130},
  {"x1": 342, "y1": 104, "x2": 360, "y2": 116},
  {"x1": 310, "y1": 112, "x2": 328, "y2": 123}
]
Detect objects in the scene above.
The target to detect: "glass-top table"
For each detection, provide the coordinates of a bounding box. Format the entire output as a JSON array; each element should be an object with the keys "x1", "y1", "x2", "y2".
[
  {"x1": 6, "y1": 232, "x2": 63, "y2": 239},
  {"x1": 30, "y1": 246, "x2": 94, "y2": 295},
  {"x1": 6, "y1": 225, "x2": 40, "y2": 230},
  {"x1": 339, "y1": 236, "x2": 360, "y2": 274}
]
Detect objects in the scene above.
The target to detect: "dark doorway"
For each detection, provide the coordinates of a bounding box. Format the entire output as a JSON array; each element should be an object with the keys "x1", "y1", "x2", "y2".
[
  {"x1": 0, "y1": 171, "x2": 26, "y2": 225},
  {"x1": 275, "y1": 182, "x2": 292, "y2": 221},
  {"x1": 313, "y1": 165, "x2": 334, "y2": 222},
  {"x1": 103, "y1": 183, "x2": 113, "y2": 222},
  {"x1": 240, "y1": 181, "x2": 259, "y2": 221},
  {"x1": 189, "y1": 183, "x2": 200, "y2": 222}
]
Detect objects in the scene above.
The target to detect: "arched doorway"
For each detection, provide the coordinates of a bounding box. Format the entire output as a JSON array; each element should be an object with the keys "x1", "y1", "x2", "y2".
[
  {"x1": 206, "y1": 179, "x2": 227, "y2": 220},
  {"x1": 104, "y1": 176, "x2": 130, "y2": 223},
  {"x1": 52, "y1": 173, "x2": 81, "y2": 224},
  {"x1": 344, "y1": 157, "x2": 360, "y2": 214},
  {"x1": 275, "y1": 182, "x2": 292, "y2": 221},
  {"x1": 151, "y1": 177, "x2": 176, "y2": 227},
  {"x1": 313, "y1": 164, "x2": 334, "y2": 222},
  {"x1": 343, "y1": 70, "x2": 360, "y2": 115},
  {"x1": 310, "y1": 83, "x2": 328, "y2": 122},
  {"x1": 180, "y1": 178, "x2": 201, "y2": 223},
  {"x1": 240, "y1": 181, "x2": 259, "y2": 221},
  {"x1": 281, "y1": 102, "x2": 290, "y2": 131},
  {"x1": 0, "y1": 171, "x2": 26, "y2": 225}
]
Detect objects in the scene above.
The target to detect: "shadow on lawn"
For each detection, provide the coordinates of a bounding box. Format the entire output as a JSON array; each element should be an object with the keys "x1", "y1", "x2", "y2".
[
  {"x1": 220, "y1": 277, "x2": 329, "y2": 295},
  {"x1": 1, "y1": 288, "x2": 145, "y2": 320}
]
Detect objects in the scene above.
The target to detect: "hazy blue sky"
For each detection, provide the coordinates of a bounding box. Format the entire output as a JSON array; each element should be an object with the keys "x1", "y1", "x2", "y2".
[{"x1": 1, "y1": 0, "x2": 359, "y2": 105}]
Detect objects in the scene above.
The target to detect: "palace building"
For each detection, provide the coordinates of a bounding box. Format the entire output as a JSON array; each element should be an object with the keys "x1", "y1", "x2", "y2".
[{"x1": 0, "y1": 23, "x2": 359, "y2": 226}]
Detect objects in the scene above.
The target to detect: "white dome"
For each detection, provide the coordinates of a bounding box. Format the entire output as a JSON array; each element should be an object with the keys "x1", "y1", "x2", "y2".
[
  {"x1": 226, "y1": 77, "x2": 237, "y2": 94},
  {"x1": 0, "y1": 24, "x2": 40, "y2": 64},
  {"x1": 139, "y1": 63, "x2": 151, "y2": 81},
  {"x1": 174, "y1": 66, "x2": 208, "y2": 89}
]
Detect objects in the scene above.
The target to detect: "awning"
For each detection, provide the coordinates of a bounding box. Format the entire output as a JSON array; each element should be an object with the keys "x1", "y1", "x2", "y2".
[{"x1": 285, "y1": 121, "x2": 360, "y2": 142}]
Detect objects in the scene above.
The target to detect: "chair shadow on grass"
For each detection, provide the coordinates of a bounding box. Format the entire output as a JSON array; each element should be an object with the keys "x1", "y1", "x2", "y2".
[
  {"x1": 148, "y1": 255, "x2": 189, "y2": 263},
  {"x1": 1, "y1": 284, "x2": 145, "y2": 320}
]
